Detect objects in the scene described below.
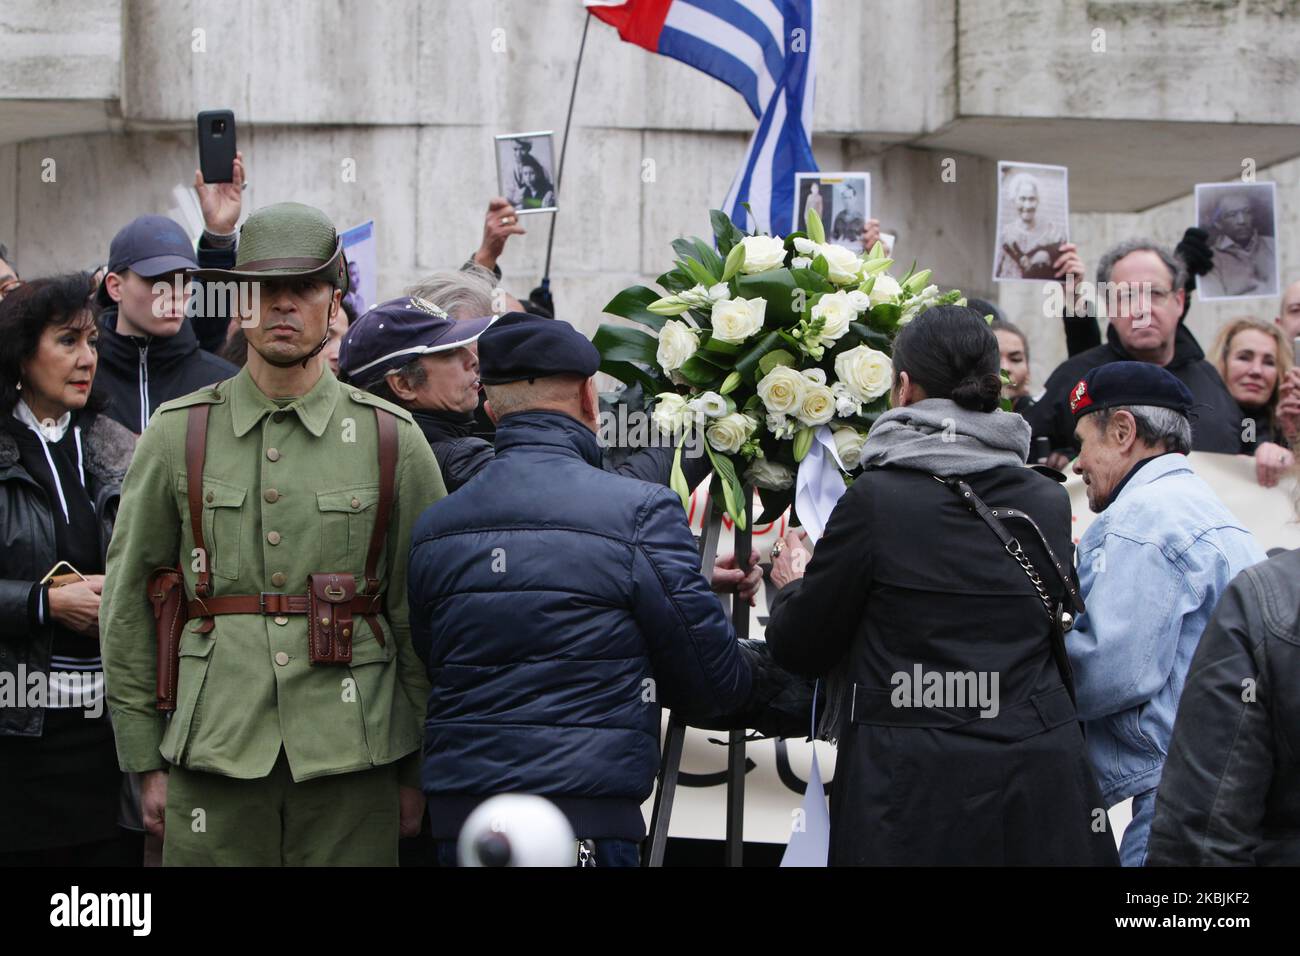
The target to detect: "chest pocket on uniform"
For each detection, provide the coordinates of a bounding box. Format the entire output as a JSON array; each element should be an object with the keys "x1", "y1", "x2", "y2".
[
  {"x1": 317, "y1": 487, "x2": 379, "y2": 570},
  {"x1": 201, "y1": 481, "x2": 247, "y2": 581}
]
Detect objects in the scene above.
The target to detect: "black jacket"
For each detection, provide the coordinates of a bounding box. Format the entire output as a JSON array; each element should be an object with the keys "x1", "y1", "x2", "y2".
[
  {"x1": 407, "y1": 411, "x2": 751, "y2": 840},
  {"x1": 1147, "y1": 549, "x2": 1300, "y2": 865},
  {"x1": 0, "y1": 413, "x2": 135, "y2": 737},
  {"x1": 766, "y1": 463, "x2": 1118, "y2": 866},
  {"x1": 413, "y1": 408, "x2": 714, "y2": 494},
  {"x1": 1026, "y1": 324, "x2": 1241, "y2": 457},
  {"x1": 93, "y1": 307, "x2": 237, "y2": 434}
]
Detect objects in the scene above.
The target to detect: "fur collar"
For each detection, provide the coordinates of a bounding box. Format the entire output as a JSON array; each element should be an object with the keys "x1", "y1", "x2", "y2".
[{"x1": 0, "y1": 413, "x2": 137, "y2": 480}]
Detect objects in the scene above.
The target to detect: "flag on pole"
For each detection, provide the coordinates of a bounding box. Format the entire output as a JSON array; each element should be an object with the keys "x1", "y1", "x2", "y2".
[{"x1": 587, "y1": 0, "x2": 818, "y2": 237}]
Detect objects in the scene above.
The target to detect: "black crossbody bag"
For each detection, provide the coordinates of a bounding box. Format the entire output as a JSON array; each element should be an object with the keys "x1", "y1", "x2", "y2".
[{"x1": 933, "y1": 474, "x2": 1086, "y2": 706}]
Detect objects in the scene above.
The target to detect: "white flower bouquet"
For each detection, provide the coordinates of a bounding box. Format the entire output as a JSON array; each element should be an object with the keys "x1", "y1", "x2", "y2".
[{"x1": 594, "y1": 208, "x2": 964, "y2": 529}]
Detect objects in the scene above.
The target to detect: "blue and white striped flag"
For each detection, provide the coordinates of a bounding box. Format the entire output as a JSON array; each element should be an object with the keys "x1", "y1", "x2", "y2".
[{"x1": 589, "y1": 0, "x2": 818, "y2": 237}]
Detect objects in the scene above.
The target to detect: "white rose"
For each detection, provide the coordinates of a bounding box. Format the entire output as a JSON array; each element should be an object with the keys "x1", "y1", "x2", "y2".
[
  {"x1": 818, "y1": 243, "x2": 864, "y2": 285},
  {"x1": 790, "y1": 256, "x2": 813, "y2": 270},
  {"x1": 746, "y1": 459, "x2": 795, "y2": 491},
  {"x1": 710, "y1": 296, "x2": 767, "y2": 345},
  {"x1": 868, "y1": 273, "x2": 903, "y2": 306},
  {"x1": 834, "y1": 345, "x2": 893, "y2": 403},
  {"x1": 795, "y1": 383, "x2": 836, "y2": 427},
  {"x1": 811, "y1": 291, "x2": 857, "y2": 342},
  {"x1": 706, "y1": 412, "x2": 758, "y2": 454},
  {"x1": 831, "y1": 427, "x2": 866, "y2": 470},
  {"x1": 792, "y1": 237, "x2": 817, "y2": 256},
  {"x1": 651, "y1": 393, "x2": 692, "y2": 435},
  {"x1": 738, "y1": 235, "x2": 788, "y2": 274},
  {"x1": 656, "y1": 320, "x2": 699, "y2": 373},
  {"x1": 756, "y1": 365, "x2": 807, "y2": 416},
  {"x1": 847, "y1": 289, "x2": 871, "y2": 312}
]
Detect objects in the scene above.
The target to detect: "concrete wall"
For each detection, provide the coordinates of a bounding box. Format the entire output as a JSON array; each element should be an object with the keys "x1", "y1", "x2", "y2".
[{"x1": 2, "y1": 0, "x2": 1299, "y2": 378}]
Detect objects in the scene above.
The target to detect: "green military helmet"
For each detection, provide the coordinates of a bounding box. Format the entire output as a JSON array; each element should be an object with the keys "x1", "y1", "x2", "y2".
[{"x1": 194, "y1": 202, "x2": 349, "y2": 294}]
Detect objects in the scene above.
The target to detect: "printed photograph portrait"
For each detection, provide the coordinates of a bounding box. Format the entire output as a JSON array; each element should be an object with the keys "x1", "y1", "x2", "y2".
[
  {"x1": 993, "y1": 161, "x2": 1069, "y2": 283},
  {"x1": 495, "y1": 131, "x2": 558, "y2": 214},
  {"x1": 1195, "y1": 181, "x2": 1280, "y2": 301},
  {"x1": 794, "y1": 172, "x2": 870, "y2": 253}
]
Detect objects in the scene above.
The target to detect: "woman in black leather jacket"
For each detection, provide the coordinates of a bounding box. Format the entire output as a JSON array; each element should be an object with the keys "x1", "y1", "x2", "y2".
[
  {"x1": 1147, "y1": 545, "x2": 1298, "y2": 865},
  {"x1": 0, "y1": 274, "x2": 137, "y2": 865}
]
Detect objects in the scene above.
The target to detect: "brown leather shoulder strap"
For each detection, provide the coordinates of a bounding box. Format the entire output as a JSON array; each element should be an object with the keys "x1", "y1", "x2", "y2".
[
  {"x1": 364, "y1": 406, "x2": 398, "y2": 594},
  {"x1": 186, "y1": 404, "x2": 212, "y2": 598}
]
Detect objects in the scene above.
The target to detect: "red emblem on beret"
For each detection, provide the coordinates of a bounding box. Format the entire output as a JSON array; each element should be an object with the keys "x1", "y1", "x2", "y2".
[{"x1": 1069, "y1": 379, "x2": 1093, "y2": 415}]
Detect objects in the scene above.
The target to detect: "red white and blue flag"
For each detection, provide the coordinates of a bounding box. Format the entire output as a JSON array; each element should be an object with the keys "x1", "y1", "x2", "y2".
[{"x1": 587, "y1": 0, "x2": 818, "y2": 237}]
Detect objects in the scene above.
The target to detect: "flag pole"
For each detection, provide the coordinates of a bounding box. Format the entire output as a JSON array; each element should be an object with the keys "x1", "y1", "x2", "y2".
[{"x1": 540, "y1": 9, "x2": 593, "y2": 291}]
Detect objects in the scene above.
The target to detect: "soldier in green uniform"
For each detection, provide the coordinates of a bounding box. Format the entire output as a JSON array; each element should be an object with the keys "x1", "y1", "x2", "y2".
[{"x1": 100, "y1": 203, "x2": 447, "y2": 865}]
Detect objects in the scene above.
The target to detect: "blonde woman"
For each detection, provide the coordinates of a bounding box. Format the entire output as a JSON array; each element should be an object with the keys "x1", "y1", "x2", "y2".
[{"x1": 1210, "y1": 317, "x2": 1297, "y2": 486}]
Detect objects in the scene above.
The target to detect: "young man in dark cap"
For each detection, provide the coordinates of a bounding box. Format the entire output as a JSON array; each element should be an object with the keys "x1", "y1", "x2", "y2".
[
  {"x1": 101, "y1": 202, "x2": 447, "y2": 865},
  {"x1": 92, "y1": 157, "x2": 249, "y2": 433},
  {"x1": 406, "y1": 311, "x2": 752, "y2": 866},
  {"x1": 1066, "y1": 361, "x2": 1264, "y2": 866}
]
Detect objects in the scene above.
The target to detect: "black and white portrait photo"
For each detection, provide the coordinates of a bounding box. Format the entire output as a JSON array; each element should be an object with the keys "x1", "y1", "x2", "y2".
[
  {"x1": 993, "y1": 161, "x2": 1069, "y2": 283},
  {"x1": 794, "y1": 172, "x2": 870, "y2": 253},
  {"x1": 1195, "y1": 181, "x2": 1280, "y2": 300},
  {"x1": 495, "y1": 131, "x2": 558, "y2": 214}
]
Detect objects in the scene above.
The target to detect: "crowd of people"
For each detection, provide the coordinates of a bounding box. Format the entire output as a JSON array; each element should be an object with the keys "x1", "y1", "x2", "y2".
[{"x1": 0, "y1": 153, "x2": 1297, "y2": 868}]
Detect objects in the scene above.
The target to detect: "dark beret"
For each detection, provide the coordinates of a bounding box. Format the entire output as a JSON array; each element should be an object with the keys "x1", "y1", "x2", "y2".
[
  {"x1": 1069, "y1": 361, "x2": 1194, "y2": 419},
  {"x1": 477, "y1": 311, "x2": 600, "y2": 385}
]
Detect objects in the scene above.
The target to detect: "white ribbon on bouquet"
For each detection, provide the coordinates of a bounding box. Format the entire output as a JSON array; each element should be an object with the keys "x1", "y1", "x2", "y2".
[{"x1": 793, "y1": 425, "x2": 850, "y2": 545}]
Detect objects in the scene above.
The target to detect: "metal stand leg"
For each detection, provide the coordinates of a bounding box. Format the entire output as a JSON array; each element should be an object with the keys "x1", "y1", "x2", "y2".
[{"x1": 725, "y1": 490, "x2": 753, "y2": 866}]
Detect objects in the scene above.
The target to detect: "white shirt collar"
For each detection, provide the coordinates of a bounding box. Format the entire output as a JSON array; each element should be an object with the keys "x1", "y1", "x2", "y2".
[{"x1": 13, "y1": 399, "x2": 72, "y2": 442}]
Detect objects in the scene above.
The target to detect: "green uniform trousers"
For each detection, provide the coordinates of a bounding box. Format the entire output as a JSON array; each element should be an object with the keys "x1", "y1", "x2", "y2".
[{"x1": 162, "y1": 749, "x2": 399, "y2": 866}]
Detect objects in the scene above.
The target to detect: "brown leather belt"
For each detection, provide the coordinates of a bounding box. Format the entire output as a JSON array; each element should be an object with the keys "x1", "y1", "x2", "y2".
[{"x1": 187, "y1": 592, "x2": 382, "y2": 618}]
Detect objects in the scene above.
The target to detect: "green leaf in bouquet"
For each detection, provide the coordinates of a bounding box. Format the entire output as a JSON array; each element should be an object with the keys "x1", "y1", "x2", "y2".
[
  {"x1": 656, "y1": 268, "x2": 695, "y2": 294},
  {"x1": 719, "y1": 371, "x2": 743, "y2": 395},
  {"x1": 793, "y1": 426, "x2": 814, "y2": 463},
  {"x1": 847, "y1": 321, "x2": 893, "y2": 352},
  {"x1": 703, "y1": 441, "x2": 747, "y2": 531},
  {"x1": 603, "y1": 286, "x2": 671, "y2": 330},
  {"x1": 669, "y1": 443, "x2": 691, "y2": 513},
  {"x1": 789, "y1": 268, "x2": 835, "y2": 300},
  {"x1": 734, "y1": 269, "x2": 801, "y2": 325},
  {"x1": 859, "y1": 274, "x2": 876, "y2": 295},
  {"x1": 731, "y1": 330, "x2": 784, "y2": 383},
  {"x1": 593, "y1": 324, "x2": 663, "y2": 366},
  {"x1": 677, "y1": 254, "x2": 720, "y2": 288},
  {"x1": 677, "y1": 354, "x2": 724, "y2": 388},
  {"x1": 598, "y1": 359, "x2": 668, "y2": 397},
  {"x1": 757, "y1": 348, "x2": 797, "y2": 376},
  {"x1": 692, "y1": 238, "x2": 725, "y2": 279},
  {"x1": 741, "y1": 394, "x2": 764, "y2": 417},
  {"x1": 860, "y1": 256, "x2": 894, "y2": 276},
  {"x1": 805, "y1": 205, "x2": 827, "y2": 245},
  {"x1": 699, "y1": 336, "x2": 742, "y2": 360},
  {"x1": 811, "y1": 254, "x2": 830, "y2": 279},
  {"x1": 867, "y1": 302, "x2": 903, "y2": 333},
  {"x1": 710, "y1": 209, "x2": 746, "y2": 255},
  {"x1": 722, "y1": 241, "x2": 746, "y2": 282}
]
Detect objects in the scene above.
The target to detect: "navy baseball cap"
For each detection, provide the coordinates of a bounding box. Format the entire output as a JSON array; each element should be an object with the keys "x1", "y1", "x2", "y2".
[
  {"x1": 1069, "y1": 361, "x2": 1194, "y2": 419},
  {"x1": 338, "y1": 295, "x2": 496, "y2": 388},
  {"x1": 477, "y1": 311, "x2": 600, "y2": 385},
  {"x1": 96, "y1": 215, "x2": 198, "y2": 307}
]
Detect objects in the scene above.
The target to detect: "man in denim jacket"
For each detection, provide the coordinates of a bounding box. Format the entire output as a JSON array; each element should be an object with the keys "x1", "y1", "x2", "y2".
[{"x1": 1067, "y1": 362, "x2": 1265, "y2": 866}]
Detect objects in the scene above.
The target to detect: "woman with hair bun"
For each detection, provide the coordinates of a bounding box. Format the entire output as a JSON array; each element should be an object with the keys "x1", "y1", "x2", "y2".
[{"x1": 764, "y1": 305, "x2": 1117, "y2": 866}]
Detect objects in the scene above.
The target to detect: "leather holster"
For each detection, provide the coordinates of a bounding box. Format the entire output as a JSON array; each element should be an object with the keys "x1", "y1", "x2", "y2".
[{"x1": 307, "y1": 572, "x2": 357, "y2": 665}]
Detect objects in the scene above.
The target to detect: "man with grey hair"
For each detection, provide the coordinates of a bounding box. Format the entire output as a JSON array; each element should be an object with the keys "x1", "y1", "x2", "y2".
[
  {"x1": 1026, "y1": 238, "x2": 1241, "y2": 465},
  {"x1": 1200, "y1": 190, "x2": 1277, "y2": 299},
  {"x1": 1066, "y1": 361, "x2": 1264, "y2": 866}
]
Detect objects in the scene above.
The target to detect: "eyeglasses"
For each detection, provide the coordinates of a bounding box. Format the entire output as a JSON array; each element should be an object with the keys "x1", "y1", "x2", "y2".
[{"x1": 1108, "y1": 285, "x2": 1176, "y2": 312}]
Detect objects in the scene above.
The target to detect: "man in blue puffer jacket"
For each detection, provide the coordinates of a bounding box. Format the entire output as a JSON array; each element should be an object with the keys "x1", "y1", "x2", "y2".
[{"x1": 408, "y1": 312, "x2": 752, "y2": 867}]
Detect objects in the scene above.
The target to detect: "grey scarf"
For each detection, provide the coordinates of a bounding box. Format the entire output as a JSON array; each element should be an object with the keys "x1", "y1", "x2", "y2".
[{"x1": 817, "y1": 398, "x2": 1031, "y2": 742}]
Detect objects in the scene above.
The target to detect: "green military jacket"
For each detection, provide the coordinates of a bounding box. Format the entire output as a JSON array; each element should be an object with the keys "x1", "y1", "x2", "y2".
[{"x1": 100, "y1": 366, "x2": 447, "y2": 782}]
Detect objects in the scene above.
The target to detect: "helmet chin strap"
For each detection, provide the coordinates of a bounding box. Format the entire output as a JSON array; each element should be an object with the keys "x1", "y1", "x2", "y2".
[{"x1": 258, "y1": 298, "x2": 336, "y2": 369}]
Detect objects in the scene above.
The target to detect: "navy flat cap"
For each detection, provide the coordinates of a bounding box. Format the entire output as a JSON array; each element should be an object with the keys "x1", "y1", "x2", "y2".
[
  {"x1": 477, "y1": 311, "x2": 600, "y2": 385},
  {"x1": 1070, "y1": 361, "x2": 1194, "y2": 419},
  {"x1": 338, "y1": 295, "x2": 495, "y2": 387}
]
